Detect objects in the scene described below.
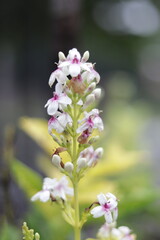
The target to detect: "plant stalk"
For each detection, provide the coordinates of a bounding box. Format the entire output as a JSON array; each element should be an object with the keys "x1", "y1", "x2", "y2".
[{"x1": 72, "y1": 93, "x2": 81, "y2": 240}]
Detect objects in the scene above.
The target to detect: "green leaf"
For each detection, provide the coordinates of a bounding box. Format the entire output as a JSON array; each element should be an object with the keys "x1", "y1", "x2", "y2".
[{"x1": 10, "y1": 158, "x2": 42, "y2": 197}]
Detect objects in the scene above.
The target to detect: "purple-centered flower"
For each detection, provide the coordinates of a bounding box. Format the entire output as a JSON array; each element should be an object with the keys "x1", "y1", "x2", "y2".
[
  {"x1": 45, "y1": 83, "x2": 72, "y2": 115},
  {"x1": 90, "y1": 193, "x2": 118, "y2": 224},
  {"x1": 52, "y1": 176, "x2": 73, "y2": 200},
  {"x1": 78, "y1": 146, "x2": 103, "y2": 167},
  {"x1": 48, "y1": 112, "x2": 72, "y2": 134},
  {"x1": 58, "y1": 48, "x2": 91, "y2": 77},
  {"x1": 31, "y1": 176, "x2": 73, "y2": 202},
  {"x1": 77, "y1": 109, "x2": 104, "y2": 134},
  {"x1": 81, "y1": 67, "x2": 100, "y2": 83}
]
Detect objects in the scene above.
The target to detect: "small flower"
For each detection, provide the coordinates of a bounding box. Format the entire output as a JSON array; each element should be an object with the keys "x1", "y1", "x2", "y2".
[
  {"x1": 48, "y1": 68, "x2": 68, "y2": 87},
  {"x1": 52, "y1": 176, "x2": 73, "y2": 200},
  {"x1": 90, "y1": 193, "x2": 118, "y2": 224},
  {"x1": 77, "y1": 109, "x2": 104, "y2": 134},
  {"x1": 98, "y1": 224, "x2": 136, "y2": 240},
  {"x1": 31, "y1": 178, "x2": 57, "y2": 202},
  {"x1": 97, "y1": 222, "x2": 116, "y2": 239},
  {"x1": 45, "y1": 83, "x2": 72, "y2": 115},
  {"x1": 78, "y1": 146, "x2": 103, "y2": 167},
  {"x1": 58, "y1": 48, "x2": 90, "y2": 77},
  {"x1": 31, "y1": 176, "x2": 73, "y2": 202},
  {"x1": 48, "y1": 111, "x2": 72, "y2": 134},
  {"x1": 81, "y1": 66, "x2": 100, "y2": 83}
]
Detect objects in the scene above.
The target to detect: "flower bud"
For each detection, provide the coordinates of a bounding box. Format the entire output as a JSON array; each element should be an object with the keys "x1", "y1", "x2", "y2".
[
  {"x1": 52, "y1": 154, "x2": 62, "y2": 169},
  {"x1": 58, "y1": 51, "x2": 66, "y2": 61},
  {"x1": 83, "y1": 94, "x2": 95, "y2": 109},
  {"x1": 77, "y1": 157, "x2": 86, "y2": 171},
  {"x1": 35, "y1": 233, "x2": 40, "y2": 240},
  {"x1": 92, "y1": 88, "x2": 101, "y2": 100},
  {"x1": 95, "y1": 147, "x2": 103, "y2": 158},
  {"x1": 82, "y1": 51, "x2": 89, "y2": 62},
  {"x1": 64, "y1": 162, "x2": 74, "y2": 173},
  {"x1": 87, "y1": 82, "x2": 96, "y2": 92},
  {"x1": 48, "y1": 72, "x2": 55, "y2": 87}
]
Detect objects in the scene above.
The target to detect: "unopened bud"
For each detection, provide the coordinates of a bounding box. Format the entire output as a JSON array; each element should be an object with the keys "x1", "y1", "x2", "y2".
[
  {"x1": 58, "y1": 51, "x2": 66, "y2": 61},
  {"x1": 83, "y1": 94, "x2": 95, "y2": 109},
  {"x1": 52, "y1": 154, "x2": 61, "y2": 169},
  {"x1": 64, "y1": 162, "x2": 74, "y2": 173},
  {"x1": 82, "y1": 51, "x2": 89, "y2": 62},
  {"x1": 48, "y1": 72, "x2": 55, "y2": 87},
  {"x1": 77, "y1": 157, "x2": 86, "y2": 171},
  {"x1": 88, "y1": 136, "x2": 100, "y2": 144},
  {"x1": 87, "y1": 82, "x2": 96, "y2": 92},
  {"x1": 95, "y1": 147, "x2": 103, "y2": 158},
  {"x1": 35, "y1": 233, "x2": 40, "y2": 240},
  {"x1": 92, "y1": 88, "x2": 101, "y2": 99}
]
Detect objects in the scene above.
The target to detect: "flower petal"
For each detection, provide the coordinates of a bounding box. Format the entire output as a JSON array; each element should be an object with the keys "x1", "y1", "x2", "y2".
[
  {"x1": 69, "y1": 64, "x2": 81, "y2": 77},
  {"x1": 47, "y1": 101, "x2": 58, "y2": 115},
  {"x1": 113, "y1": 207, "x2": 118, "y2": 221},
  {"x1": 97, "y1": 193, "x2": 107, "y2": 205},
  {"x1": 59, "y1": 95, "x2": 72, "y2": 105},
  {"x1": 90, "y1": 206, "x2": 104, "y2": 218},
  {"x1": 39, "y1": 190, "x2": 50, "y2": 202},
  {"x1": 48, "y1": 72, "x2": 56, "y2": 87},
  {"x1": 104, "y1": 211, "x2": 113, "y2": 224}
]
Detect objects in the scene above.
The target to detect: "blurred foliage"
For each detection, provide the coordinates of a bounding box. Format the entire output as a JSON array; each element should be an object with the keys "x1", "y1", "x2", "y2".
[
  {"x1": 22, "y1": 222, "x2": 40, "y2": 240},
  {"x1": 0, "y1": 221, "x2": 20, "y2": 240}
]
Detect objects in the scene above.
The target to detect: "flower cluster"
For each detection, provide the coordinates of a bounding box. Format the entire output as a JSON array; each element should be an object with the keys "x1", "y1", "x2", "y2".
[
  {"x1": 31, "y1": 48, "x2": 136, "y2": 240},
  {"x1": 32, "y1": 48, "x2": 104, "y2": 204},
  {"x1": 97, "y1": 223, "x2": 136, "y2": 240}
]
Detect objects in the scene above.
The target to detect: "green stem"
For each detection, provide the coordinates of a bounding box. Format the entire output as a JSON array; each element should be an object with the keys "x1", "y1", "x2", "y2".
[
  {"x1": 74, "y1": 179, "x2": 81, "y2": 240},
  {"x1": 72, "y1": 94, "x2": 81, "y2": 240}
]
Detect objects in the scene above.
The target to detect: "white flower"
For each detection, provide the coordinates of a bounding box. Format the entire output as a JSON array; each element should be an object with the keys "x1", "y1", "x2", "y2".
[
  {"x1": 58, "y1": 48, "x2": 90, "y2": 77},
  {"x1": 31, "y1": 176, "x2": 73, "y2": 202},
  {"x1": 48, "y1": 111, "x2": 72, "y2": 133},
  {"x1": 31, "y1": 178, "x2": 57, "y2": 202},
  {"x1": 52, "y1": 176, "x2": 73, "y2": 200},
  {"x1": 48, "y1": 68, "x2": 68, "y2": 87},
  {"x1": 45, "y1": 83, "x2": 72, "y2": 115},
  {"x1": 77, "y1": 109, "x2": 104, "y2": 134},
  {"x1": 98, "y1": 224, "x2": 135, "y2": 240},
  {"x1": 78, "y1": 146, "x2": 103, "y2": 167},
  {"x1": 81, "y1": 67, "x2": 100, "y2": 83},
  {"x1": 97, "y1": 223, "x2": 116, "y2": 239},
  {"x1": 90, "y1": 193, "x2": 118, "y2": 224}
]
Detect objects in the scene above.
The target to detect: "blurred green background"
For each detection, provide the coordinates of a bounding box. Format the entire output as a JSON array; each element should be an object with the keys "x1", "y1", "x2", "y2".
[{"x1": 0, "y1": 0, "x2": 160, "y2": 239}]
